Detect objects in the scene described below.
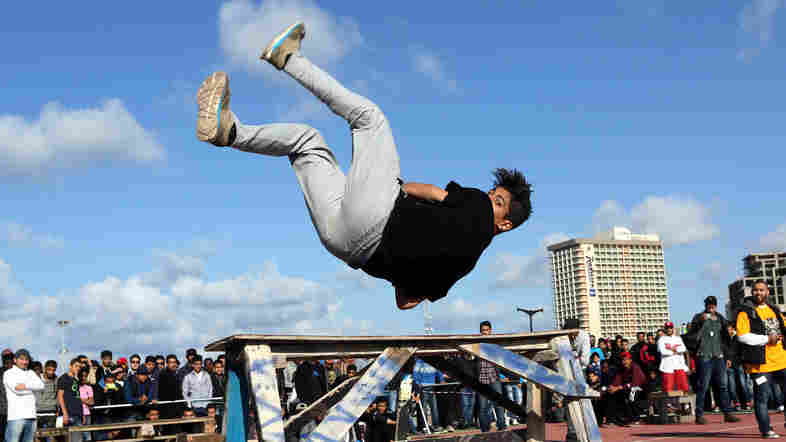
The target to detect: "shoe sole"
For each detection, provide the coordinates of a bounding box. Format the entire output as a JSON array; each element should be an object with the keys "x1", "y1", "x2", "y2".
[
  {"x1": 196, "y1": 71, "x2": 229, "y2": 143},
  {"x1": 261, "y1": 21, "x2": 304, "y2": 63}
]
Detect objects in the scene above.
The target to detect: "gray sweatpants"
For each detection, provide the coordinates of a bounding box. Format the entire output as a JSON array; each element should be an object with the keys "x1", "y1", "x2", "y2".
[{"x1": 231, "y1": 53, "x2": 401, "y2": 268}]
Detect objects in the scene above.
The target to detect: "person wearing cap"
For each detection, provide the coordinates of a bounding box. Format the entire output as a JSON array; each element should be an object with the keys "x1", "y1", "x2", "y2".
[
  {"x1": 604, "y1": 351, "x2": 645, "y2": 426},
  {"x1": 123, "y1": 364, "x2": 157, "y2": 422},
  {"x1": 685, "y1": 295, "x2": 740, "y2": 425},
  {"x1": 658, "y1": 322, "x2": 690, "y2": 411},
  {"x1": 3, "y1": 349, "x2": 44, "y2": 442},
  {"x1": 736, "y1": 280, "x2": 786, "y2": 439}
]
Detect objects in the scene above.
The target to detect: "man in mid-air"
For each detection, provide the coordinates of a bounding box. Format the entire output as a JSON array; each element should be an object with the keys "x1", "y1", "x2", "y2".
[{"x1": 196, "y1": 22, "x2": 532, "y2": 310}]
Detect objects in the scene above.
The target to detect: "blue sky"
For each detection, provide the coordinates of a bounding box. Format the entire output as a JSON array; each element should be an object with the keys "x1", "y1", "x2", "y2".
[{"x1": 1, "y1": 0, "x2": 785, "y2": 361}]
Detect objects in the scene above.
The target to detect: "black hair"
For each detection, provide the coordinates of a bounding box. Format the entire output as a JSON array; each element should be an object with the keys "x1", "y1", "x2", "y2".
[
  {"x1": 205, "y1": 357, "x2": 213, "y2": 364},
  {"x1": 45, "y1": 360, "x2": 57, "y2": 369},
  {"x1": 77, "y1": 354, "x2": 88, "y2": 361},
  {"x1": 192, "y1": 354, "x2": 203, "y2": 363},
  {"x1": 206, "y1": 403, "x2": 217, "y2": 410},
  {"x1": 753, "y1": 279, "x2": 769, "y2": 289},
  {"x1": 479, "y1": 320, "x2": 492, "y2": 331},
  {"x1": 491, "y1": 168, "x2": 532, "y2": 229},
  {"x1": 347, "y1": 364, "x2": 357, "y2": 373},
  {"x1": 156, "y1": 355, "x2": 165, "y2": 361},
  {"x1": 130, "y1": 354, "x2": 141, "y2": 362},
  {"x1": 2, "y1": 353, "x2": 13, "y2": 363},
  {"x1": 31, "y1": 361, "x2": 43, "y2": 371},
  {"x1": 101, "y1": 350, "x2": 113, "y2": 359},
  {"x1": 637, "y1": 332, "x2": 645, "y2": 337},
  {"x1": 70, "y1": 357, "x2": 82, "y2": 367},
  {"x1": 145, "y1": 356, "x2": 156, "y2": 363},
  {"x1": 166, "y1": 354, "x2": 178, "y2": 362}
]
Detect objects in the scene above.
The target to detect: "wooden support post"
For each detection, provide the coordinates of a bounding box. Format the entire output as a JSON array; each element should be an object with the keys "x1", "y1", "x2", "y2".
[
  {"x1": 526, "y1": 383, "x2": 545, "y2": 442},
  {"x1": 551, "y1": 337, "x2": 602, "y2": 442},
  {"x1": 244, "y1": 344, "x2": 285, "y2": 442},
  {"x1": 305, "y1": 347, "x2": 417, "y2": 442}
]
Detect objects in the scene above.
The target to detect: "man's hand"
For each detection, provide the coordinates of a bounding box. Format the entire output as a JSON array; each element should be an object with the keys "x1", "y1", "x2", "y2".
[
  {"x1": 608, "y1": 386, "x2": 620, "y2": 394},
  {"x1": 15, "y1": 383, "x2": 26, "y2": 391},
  {"x1": 63, "y1": 412, "x2": 70, "y2": 426},
  {"x1": 769, "y1": 334, "x2": 779, "y2": 346},
  {"x1": 151, "y1": 400, "x2": 158, "y2": 404}
]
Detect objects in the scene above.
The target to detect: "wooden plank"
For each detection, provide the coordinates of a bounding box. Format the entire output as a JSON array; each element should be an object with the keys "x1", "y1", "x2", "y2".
[
  {"x1": 419, "y1": 356, "x2": 527, "y2": 418},
  {"x1": 526, "y1": 383, "x2": 545, "y2": 442},
  {"x1": 262, "y1": 344, "x2": 550, "y2": 361},
  {"x1": 244, "y1": 344, "x2": 285, "y2": 442},
  {"x1": 305, "y1": 347, "x2": 417, "y2": 442},
  {"x1": 100, "y1": 432, "x2": 217, "y2": 442},
  {"x1": 284, "y1": 364, "x2": 371, "y2": 431},
  {"x1": 204, "y1": 331, "x2": 574, "y2": 353},
  {"x1": 550, "y1": 337, "x2": 602, "y2": 442},
  {"x1": 225, "y1": 360, "x2": 251, "y2": 442},
  {"x1": 457, "y1": 343, "x2": 597, "y2": 399},
  {"x1": 65, "y1": 417, "x2": 212, "y2": 432}
]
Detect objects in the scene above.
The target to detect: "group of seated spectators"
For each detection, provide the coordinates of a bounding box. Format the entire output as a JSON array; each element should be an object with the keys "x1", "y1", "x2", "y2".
[{"x1": 0, "y1": 348, "x2": 225, "y2": 442}]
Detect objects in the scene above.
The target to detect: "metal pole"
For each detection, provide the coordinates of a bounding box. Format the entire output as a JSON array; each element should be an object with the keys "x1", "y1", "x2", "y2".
[{"x1": 516, "y1": 308, "x2": 543, "y2": 333}]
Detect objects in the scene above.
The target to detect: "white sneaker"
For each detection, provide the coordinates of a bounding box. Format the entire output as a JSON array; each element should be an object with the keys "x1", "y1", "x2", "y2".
[
  {"x1": 778, "y1": 406, "x2": 784, "y2": 412},
  {"x1": 764, "y1": 430, "x2": 781, "y2": 439},
  {"x1": 260, "y1": 22, "x2": 305, "y2": 70},
  {"x1": 196, "y1": 71, "x2": 233, "y2": 146}
]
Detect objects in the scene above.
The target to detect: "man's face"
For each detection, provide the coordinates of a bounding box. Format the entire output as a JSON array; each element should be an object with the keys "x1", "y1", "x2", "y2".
[
  {"x1": 637, "y1": 333, "x2": 645, "y2": 343},
  {"x1": 599, "y1": 341, "x2": 607, "y2": 350},
  {"x1": 666, "y1": 326, "x2": 674, "y2": 336},
  {"x1": 130, "y1": 357, "x2": 141, "y2": 371},
  {"x1": 156, "y1": 359, "x2": 165, "y2": 370},
  {"x1": 348, "y1": 369, "x2": 357, "y2": 377},
  {"x1": 705, "y1": 303, "x2": 717, "y2": 314},
  {"x1": 480, "y1": 325, "x2": 492, "y2": 336},
  {"x1": 147, "y1": 410, "x2": 159, "y2": 420},
  {"x1": 647, "y1": 335, "x2": 655, "y2": 344},
  {"x1": 487, "y1": 187, "x2": 513, "y2": 234},
  {"x1": 102, "y1": 357, "x2": 112, "y2": 368},
  {"x1": 183, "y1": 410, "x2": 195, "y2": 419},
  {"x1": 215, "y1": 362, "x2": 224, "y2": 376},
  {"x1": 753, "y1": 282, "x2": 770, "y2": 305},
  {"x1": 728, "y1": 325, "x2": 736, "y2": 337},
  {"x1": 622, "y1": 358, "x2": 632, "y2": 369},
  {"x1": 193, "y1": 360, "x2": 202, "y2": 373},
  {"x1": 621, "y1": 341, "x2": 629, "y2": 351},
  {"x1": 657, "y1": 330, "x2": 665, "y2": 337},
  {"x1": 70, "y1": 362, "x2": 81, "y2": 375},
  {"x1": 589, "y1": 335, "x2": 596, "y2": 347},
  {"x1": 167, "y1": 358, "x2": 178, "y2": 371},
  {"x1": 588, "y1": 372, "x2": 598, "y2": 384},
  {"x1": 207, "y1": 407, "x2": 216, "y2": 418},
  {"x1": 145, "y1": 361, "x2": 155, "y2": 373},
  {"x1": 377, "y1": 402, "x2": 387, "y2": 414},
  {"x1": 45, "y1": 365, "x2": 56, "y2": 378},
  {"x1": 15, "y1": 356, "x2": 30, "y2": 370}
]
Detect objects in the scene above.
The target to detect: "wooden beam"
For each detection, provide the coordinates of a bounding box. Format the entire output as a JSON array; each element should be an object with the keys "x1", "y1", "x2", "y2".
[
  {"x1": 204, "y1": 331, "x2": 574, "y2": 354},
  {"x1": 244, "y1": 344, "x2": 285, "y2": 442},
  {"x1": 419, "y1": 356, "x2": 527, "y2": 418},
  {"x1": 63, "y1": 417, "x2": 213, "y2": 432},
  {"x1": 305, "y1": 347, "x2": 417, "y2": 442},
  {"x1": 457, "y1": 343, "x2": 598, "y2": 399},
  {"x1": 526, "y1": 383, "x2": 545, "y2": 442},
  {"x1": 550, "y1": 337, "x2": 602, "y2": 442}
]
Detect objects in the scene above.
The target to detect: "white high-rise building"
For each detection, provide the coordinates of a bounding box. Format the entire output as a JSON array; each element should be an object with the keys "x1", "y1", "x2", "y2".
[{"x1": 547, "y1": 227, "x2": 670, "y2": 339}]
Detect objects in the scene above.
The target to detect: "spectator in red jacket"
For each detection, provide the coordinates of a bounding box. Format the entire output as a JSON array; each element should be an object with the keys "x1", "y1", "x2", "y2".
[{"x1": 604, "y1": 352, "x2": 646, "y2": 427}]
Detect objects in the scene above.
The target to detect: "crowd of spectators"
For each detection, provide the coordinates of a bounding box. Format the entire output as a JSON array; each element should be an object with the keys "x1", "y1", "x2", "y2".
[{"x1": 1, "y1": 348, "x2": 225, "y2": 442}]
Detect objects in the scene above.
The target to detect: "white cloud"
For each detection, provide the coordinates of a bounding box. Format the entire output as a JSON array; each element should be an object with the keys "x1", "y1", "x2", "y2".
[
  {"x1": 2, "y1": 222, "x2": 65, "y2": 249},
  {"x1": 492, "y1": 233, "x2": 570, "y2": 289},
  {"x1": 0, "y1": 100, "x2": 164, "y2": 175},
  {"x1": 218, "y1": 0, "x2": 363, "y2": 75},
  {"x1": 737, "y1": 0, "x2": 784, "y2": 61},
  {"x1": 410, "y1": 48, "x2": 459, "y2": 93},
  {"x1": 593, "y1": 196, "x2": 719, "y2": 247},
  {"x1": 0, "y1": 254, "x2": 354, "y2": 361},
  {"x1": 335, "y1": 266, "x2": 381, "y2": 291},
  {"x1": 759, "y1": 223, "x2": 786, "y2": 250}
]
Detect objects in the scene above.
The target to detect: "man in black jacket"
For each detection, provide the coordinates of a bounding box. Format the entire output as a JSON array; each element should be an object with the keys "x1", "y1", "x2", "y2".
[
  {"x1": 294, "y1": 361, "x2": 327, "y2": 405},
  {"x1": 684, "y1": 296, "x2": 740, "y2": 425},
  {"x1": 158, "y1": 355, "x2": 183, "y2": 423}
]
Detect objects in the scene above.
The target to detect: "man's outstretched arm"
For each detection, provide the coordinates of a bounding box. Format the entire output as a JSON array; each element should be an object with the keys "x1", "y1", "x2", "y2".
[{"x1": 403, "y1": 182, "x2": 447, "y2": 203}]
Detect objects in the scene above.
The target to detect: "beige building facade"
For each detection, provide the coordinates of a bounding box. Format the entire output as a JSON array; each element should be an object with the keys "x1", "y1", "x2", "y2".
[{"x1": 548, "y1": 227, "x2": 670, "y2": 339}]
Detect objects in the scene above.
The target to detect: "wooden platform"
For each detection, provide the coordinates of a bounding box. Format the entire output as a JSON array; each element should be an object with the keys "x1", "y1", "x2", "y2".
[
  {"x1": 205, "y1": 330, "x2": 570, "y2": 360},
  {"x1": 210, "y1": 330, "x2": 601, "y2": 442}
]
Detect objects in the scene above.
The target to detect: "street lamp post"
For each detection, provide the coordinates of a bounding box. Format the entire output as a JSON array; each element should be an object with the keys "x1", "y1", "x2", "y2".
[
  {"x1": 516, "y1": 307, "x2": 543, "y2": 333},
  {"x1": 57, "y1": 320, "x2": 71, "y2": 368}
]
